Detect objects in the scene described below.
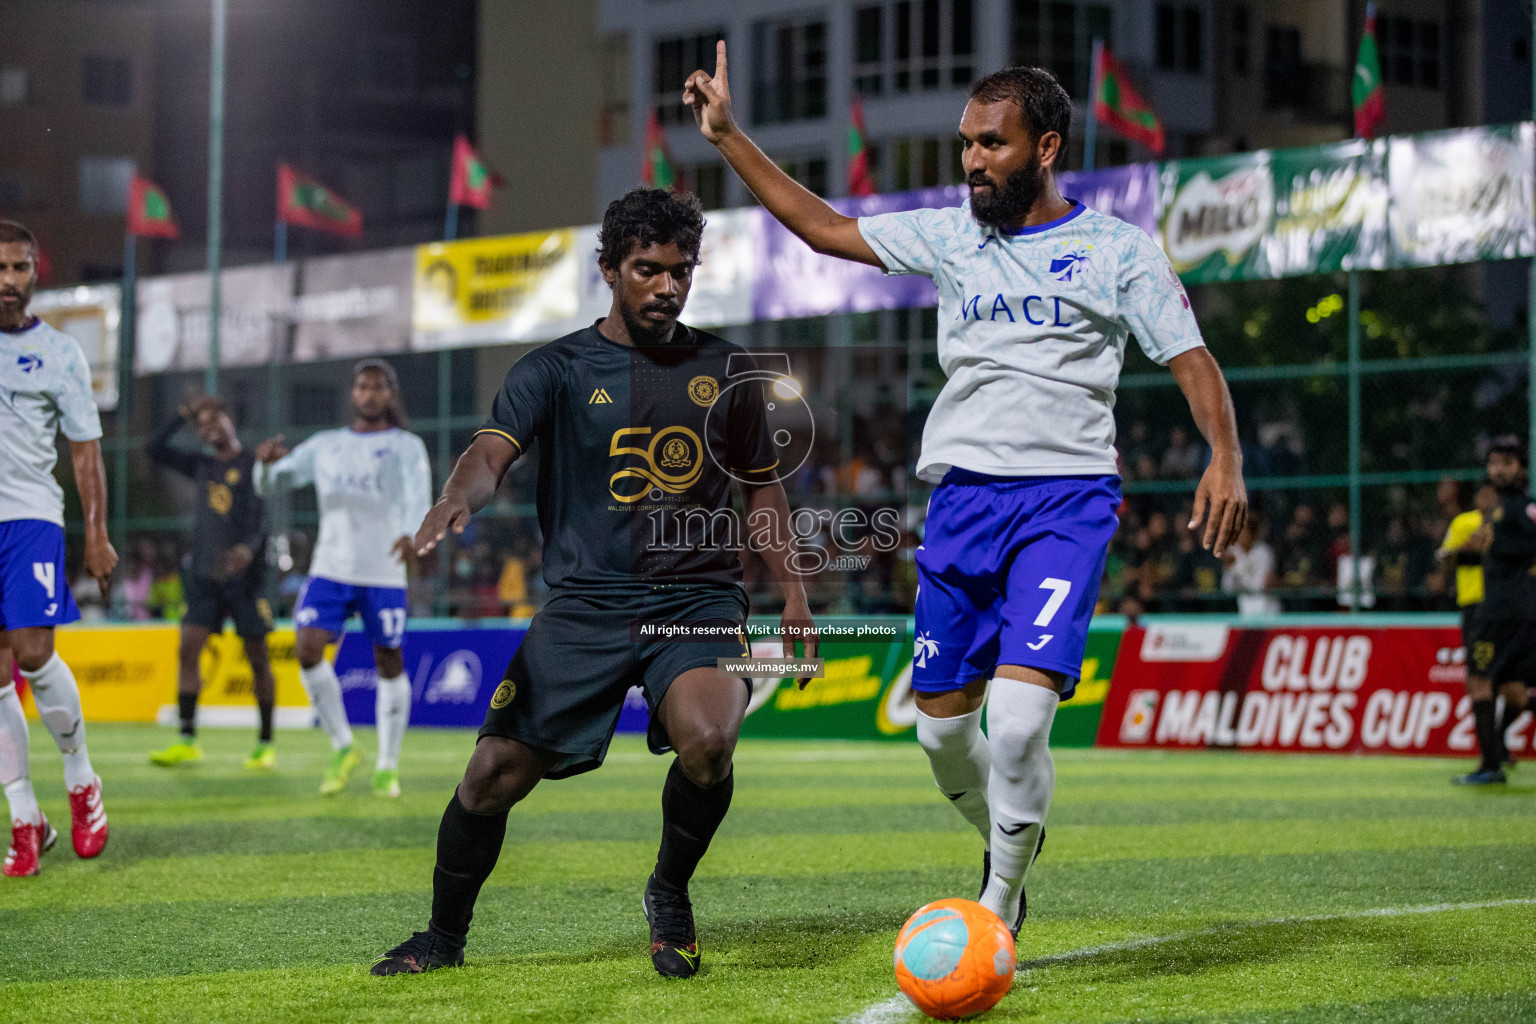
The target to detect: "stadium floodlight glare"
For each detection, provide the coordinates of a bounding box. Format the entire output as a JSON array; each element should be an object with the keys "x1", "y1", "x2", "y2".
[{"x1": 770, "y1": 376, "x2": 803, "y2": 400}]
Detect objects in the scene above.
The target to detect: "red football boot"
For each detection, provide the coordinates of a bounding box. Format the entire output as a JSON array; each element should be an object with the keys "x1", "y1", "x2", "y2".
[
  {"x1": 3, "y1": 817, "x2": 58, "y2": 878},
  {"x1": 68, "y1": 776, "x2": 108, "y2": 858}
]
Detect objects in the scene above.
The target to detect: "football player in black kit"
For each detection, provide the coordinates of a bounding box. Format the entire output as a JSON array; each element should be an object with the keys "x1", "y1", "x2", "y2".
[
  {"x1": 146, "y1": 397, "x2": 277, "y2": 770},
  {"x1": 1457, "y1": 438, "x2": 1535, "y2": 785},
  {"x1": 372, "y1": 189, "x2": 817, "y2": 979}
]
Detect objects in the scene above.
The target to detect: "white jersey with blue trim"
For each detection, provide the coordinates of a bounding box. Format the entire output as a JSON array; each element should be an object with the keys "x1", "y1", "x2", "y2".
[
  {"x1": 254, "y1": 426, "x2": 432, "y2": 588},
  {"x1": 858, "y1": 200, "x2": 1204, "y2": 482},
  {"x1": 0, "y1": 318, "x2": 103, "y2": 525}
]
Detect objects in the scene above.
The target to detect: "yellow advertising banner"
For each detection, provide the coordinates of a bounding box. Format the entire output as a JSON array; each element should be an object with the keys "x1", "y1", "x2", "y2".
[
  {"x1": 19, "y1": 625, "x2": 317, "y2": 724},
  {"x1": 412, "y1": 230, "x2": 580, "y2": 350}
]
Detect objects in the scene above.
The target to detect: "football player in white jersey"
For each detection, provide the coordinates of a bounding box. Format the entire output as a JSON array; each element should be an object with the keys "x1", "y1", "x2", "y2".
[
  {"x1": 254, "y1": 360, "x2": 432, "y2": 798},
  {"x1": 687, "y1": 49, "x2": 1248, "y2": 934},
  {"x1": 0, "y1": 220, "x2": 116, "y2": 877}
]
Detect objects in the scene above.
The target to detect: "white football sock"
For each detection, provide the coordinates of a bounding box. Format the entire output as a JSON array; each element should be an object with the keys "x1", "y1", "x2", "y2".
[
  {"x1": 374, "y1": 673, "x2": 411, "y2": 771},
  {"x1": 915, "y1": 705, "x2": 992, "y2": 845},
  {"x1": 979, "y1": 679, "x2": 1058, "y2": 926},
  {"x1": 0, "y1": 684, "x2": 41, "y2": 826},
  {"x1": 299, "y1": 661, "x2": 354, "y2": 751},
  {"x1": 22, "y1": 655, "x2": 96, "y2": 790}
]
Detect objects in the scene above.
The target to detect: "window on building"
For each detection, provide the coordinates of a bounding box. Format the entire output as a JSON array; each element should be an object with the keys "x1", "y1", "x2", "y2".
[
  {"x1": 78, "y1": 156, "x2": 133, "y2": 215},
  {"x1": 1011, "y1": 1, "x2": 1112, "y2": 97},
  {"x1": 677, "y1": 162, "x2": 727, "y2": 209},
  {"x1": 856, "y1": 1, "x2": 974, "y2": 97},
  {"x1": 1, "y1": 67, "x2": 31, "y2": 107},
  {"x1": 753, "y1": 18, "x2": 827, "y2": 124},
  {"x1": 886, "y1": 135, "x2": 965, "y2": 191},
  {"x1": 1155, "y1": 4, "x2": 1203, "y2": 74},
  {"x1": 1263, "y1": 23, "x2": 1303, "y2": 109},
  {"x1": 854, "y1": 6, "x2": 884, "y2": 95},
  {"x1": 0, "y1": 173, "x2": 27, "y2": 210},
  {"x1": 599, "y1": 35, "x2": 631, "y2": 146},
  {"x1": 355, "y1": 36, "x2": 415, "y2": 95},
  {"x1": 1231, "y1": 5, "x2": 1250, "y2": 76},
  {"x1": 775, "y1": 155, "x2": 828, "y2": 197},
  {"x1": 82, "y1": 55, "x2": 132, "y2": 107},
  {"x1": 1380, "y1": 15, "x2": 1442, "y2": 90},
  {"x1": 654, "y1": 31, "x2": 724, "y2": 125}
]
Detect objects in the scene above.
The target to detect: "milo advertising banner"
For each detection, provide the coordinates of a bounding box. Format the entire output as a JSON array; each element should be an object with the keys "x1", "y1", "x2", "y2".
[
  {"x1": 1257, "y1": 139, "x2": 1389, "y2": 277},
  {"x1": 1158, "y1": 151, "x2": 1275, "y2": 284},
  {"x1": 1387, "y1": 123, "x2": 1536, "y2": 268},
  {"x1": 735, "y1": 619, "x2": 1122, "y2": 746}
]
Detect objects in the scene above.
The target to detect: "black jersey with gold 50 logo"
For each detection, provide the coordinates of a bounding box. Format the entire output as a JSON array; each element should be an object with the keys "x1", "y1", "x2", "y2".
[{"x1": 476, "y1": 322, "x2": 777, "y2": 592}]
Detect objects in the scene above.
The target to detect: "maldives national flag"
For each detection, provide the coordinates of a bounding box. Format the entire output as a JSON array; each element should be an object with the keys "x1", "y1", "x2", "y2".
[
  {"x1": 127, "y1": 175, "x2": 179, "y2": 239},
  {"x1": 277, "y1": 163, "x2": 362, "y2": 238},
  {"x1": 847, "y1": 96, "x2": 876, "y2": 197},
  {"x1": 1093, "y1": 46, "x2": 1165, "y2": 155},
  {"x1": 450, "y1": 134, "x2": 494, "y2": 210},
  {"x1": 641, "y1": 111, "x2": 676, "y2": 189},
  {"x1": 1352, "y1": 3, "x2": 1386, "y2": 139}
]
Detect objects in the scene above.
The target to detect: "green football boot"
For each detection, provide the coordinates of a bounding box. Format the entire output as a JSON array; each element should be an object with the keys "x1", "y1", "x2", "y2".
[
  {"x1": 372, "y1": 768, "x2": 401, "y2": 799},
  {"x1": 149, "y1": 740, "x2": 204, "y2": 767},
  {"x1": 244, "y1": 743, "x2": 276, "y2": 770},
  {"x1": 319, "y1": 744, "x2": 360, "y2": 796}
]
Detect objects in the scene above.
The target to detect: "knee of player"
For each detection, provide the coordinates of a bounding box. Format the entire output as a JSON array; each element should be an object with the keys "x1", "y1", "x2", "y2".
[
  {"x1": 374, "y1": 648, "x2": 404, "y2": 677},
  {"x1": 13, "y1": 640, "x2": 54, "y2": 674},
  {"x1": 677, "y1": 729, "x2": 735, "y2": 786}
]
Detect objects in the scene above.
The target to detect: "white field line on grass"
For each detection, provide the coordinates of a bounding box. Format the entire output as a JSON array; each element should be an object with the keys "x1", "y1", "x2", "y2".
[{"x1": 839, "y1": 897, "x2": 1536, "y2": 1024}]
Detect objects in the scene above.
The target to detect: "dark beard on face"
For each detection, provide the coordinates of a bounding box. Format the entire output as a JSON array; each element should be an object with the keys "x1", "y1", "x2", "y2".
[
  {"x1": 619, "y1": 304, "x2": 679, "y2": 345},
  {"x1": 969, "y1": 157, "x2": 1046, "y2": 230}
]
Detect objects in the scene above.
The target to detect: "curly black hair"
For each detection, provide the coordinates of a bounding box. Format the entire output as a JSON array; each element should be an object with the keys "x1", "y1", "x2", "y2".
[
  {"x1": 596, "y1": 188, "x2": 705, "y2": 271},
  {"x1": 968, "y1": 66, "x2": 1073, "y2": 167}
]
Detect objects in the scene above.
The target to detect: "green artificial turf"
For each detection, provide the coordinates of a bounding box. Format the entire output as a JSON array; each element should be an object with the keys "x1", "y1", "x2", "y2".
[{"x1": 2, "y1": 724, "x2": 1533, "y2": 1023}]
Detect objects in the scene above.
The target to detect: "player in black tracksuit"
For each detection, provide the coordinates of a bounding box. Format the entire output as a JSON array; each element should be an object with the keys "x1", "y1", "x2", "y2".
[
  {"x1": 1458, "y1": 439, "x2": 1536, "y2": 785},
  {"x1": 146, "y1": 397, "x2": 276, "y2": 769},
  {"x1": 372, "y1": 189, "x2": 817, "y2": 979}
]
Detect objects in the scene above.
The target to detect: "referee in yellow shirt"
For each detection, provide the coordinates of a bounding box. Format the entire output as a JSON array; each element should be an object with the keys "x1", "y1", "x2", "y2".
[{"x1": 1439, "y1": 481, "x2": 1496, "y2": 630}]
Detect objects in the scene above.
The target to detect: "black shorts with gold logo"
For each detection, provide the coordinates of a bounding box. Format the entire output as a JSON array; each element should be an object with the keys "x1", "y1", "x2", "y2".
[
  {"x1": 1469, "y1": 604, "x2": 1536, "y2": 686},
  {"x1": 478, "y1": 585, "x2": 751, "y2": 779},
  {"x1": 184, "y1": 567, "x2": 272, "y2": 638}
]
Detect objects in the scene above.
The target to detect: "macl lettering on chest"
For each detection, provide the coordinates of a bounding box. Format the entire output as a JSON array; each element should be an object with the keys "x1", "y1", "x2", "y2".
[{"x1": 957, "y1": 293, "x2": 1077, "y2": 326}]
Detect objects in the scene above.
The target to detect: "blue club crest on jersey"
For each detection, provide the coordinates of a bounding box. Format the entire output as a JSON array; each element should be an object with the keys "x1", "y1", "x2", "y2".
[
  {"x1": 1049, "y1": 251, "x2": 1091, "y2": 281},
  {"x1": 15, "y1": 353, "x2": 42, "y2": 373}
]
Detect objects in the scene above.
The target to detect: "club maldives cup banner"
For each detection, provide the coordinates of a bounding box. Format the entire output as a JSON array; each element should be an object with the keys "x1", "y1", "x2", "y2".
[{"x1": 1097, "y1": 621, "x2": 1532, "y2": 758}]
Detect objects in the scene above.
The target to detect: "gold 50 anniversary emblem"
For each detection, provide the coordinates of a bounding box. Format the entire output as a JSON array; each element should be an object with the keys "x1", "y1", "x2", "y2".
[{"x1": 608, "y1": 426, "x2": 703, "y2": 503}]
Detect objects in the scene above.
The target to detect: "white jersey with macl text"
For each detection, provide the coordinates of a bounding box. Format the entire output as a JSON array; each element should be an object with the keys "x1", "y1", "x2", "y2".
[
  {"x1": 0, "y1": 318, "x2": 103, "y2": 525},
  {"x1": 858, "y1": 200, "x2": 1204, "y2": 482},
  {"x1": 254, "y1": 427, "x2": 432, "y2": 588}
]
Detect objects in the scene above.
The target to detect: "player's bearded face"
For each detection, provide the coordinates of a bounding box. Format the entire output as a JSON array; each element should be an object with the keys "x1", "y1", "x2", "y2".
[
  {"x1": 352, "y1": 371, "x2": 393, "y2": 421},
  {"x1": 968, "y1": 150, "x2": 1046, "y2": 230},
  {"x1": 610, "y1": 241, "x2": 694, "y2": 344},
  {"x1": 0, "y1": 241, "x2": 38, "y2": 322}
]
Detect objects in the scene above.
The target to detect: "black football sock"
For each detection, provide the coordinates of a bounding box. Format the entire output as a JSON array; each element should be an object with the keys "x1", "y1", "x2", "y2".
[
  {"x1": 654, "y1": 759, "x2": 734, "y2": 893},
  {"x1": 1471, "y1": 698, "x2": 1501, "y2": 773},
  {"x1": 1497, "y1": 698, "x2": 1524, "y2": 760},
  {"x1": 428, "y1": 790, "x2": 509, "y2": 946},
  {"x1": 257, "y1": 701, "x2": 274, "y2": 744},
  {"x1": 178, "y1": 692, "x2": 198, "y2": 740}
]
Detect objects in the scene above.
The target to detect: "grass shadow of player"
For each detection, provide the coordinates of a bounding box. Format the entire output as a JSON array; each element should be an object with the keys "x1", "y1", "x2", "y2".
[
  {"x1": 478, "y1": 907, "x2": 900, "y2": 975},
  {"x1": 89, "y1": 814, "x2": 447, "y2": 863},
  {"x1": 1016, "y1": 915, "x2": 1450, "y2": 982}
]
